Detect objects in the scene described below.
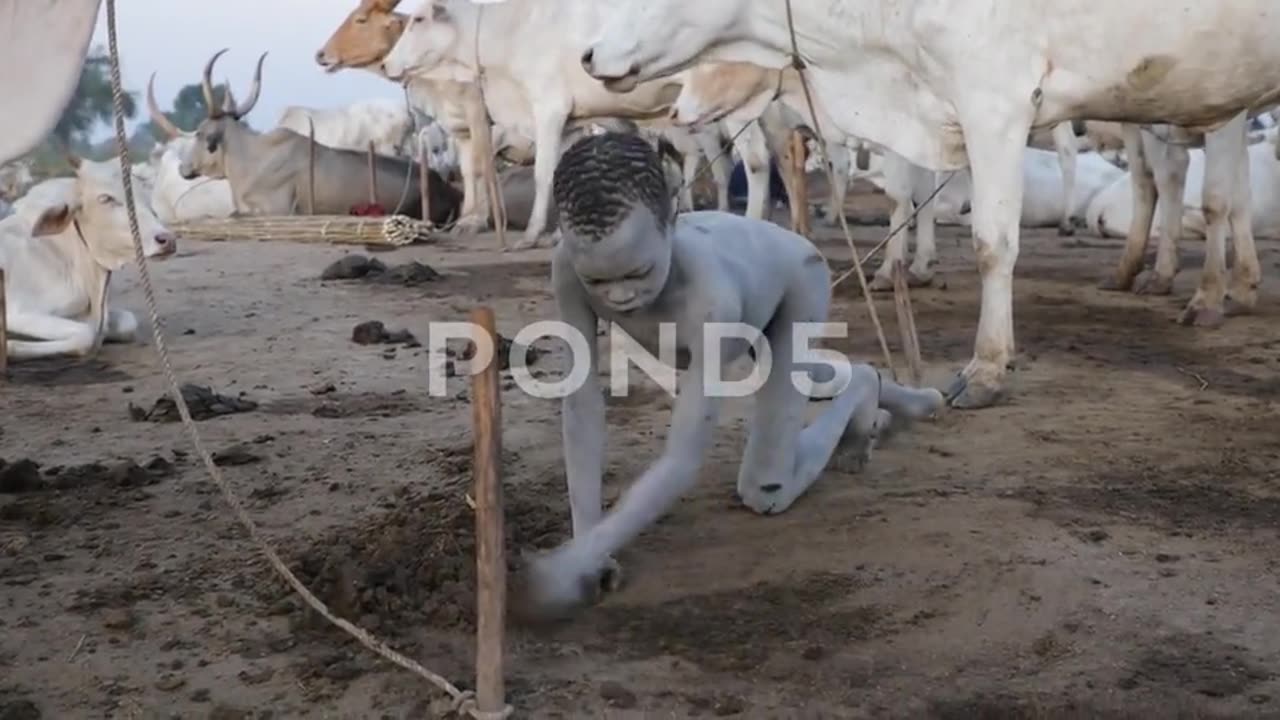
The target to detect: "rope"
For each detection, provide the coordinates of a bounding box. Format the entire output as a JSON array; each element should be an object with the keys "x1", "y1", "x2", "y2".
[
  {"x1": 782, "y1": 0, "x2": 953, "y2": 379},
  {"x1": 665, "y1": 119, "x2": 757, "y2": 208},
  {"x1": 102, "y1": 2, "x2": 498, "y2": 716}
]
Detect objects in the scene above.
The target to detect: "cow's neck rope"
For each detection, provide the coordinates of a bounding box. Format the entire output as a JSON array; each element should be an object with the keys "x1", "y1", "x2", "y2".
[{"x1": 102, "y1": 1, "x2": 511, "y2": 717}]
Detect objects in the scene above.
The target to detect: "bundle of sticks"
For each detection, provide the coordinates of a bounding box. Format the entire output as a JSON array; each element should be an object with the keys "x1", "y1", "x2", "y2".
[{"x1": 167, "y1": 214, "x2": 435, "y2": 247}]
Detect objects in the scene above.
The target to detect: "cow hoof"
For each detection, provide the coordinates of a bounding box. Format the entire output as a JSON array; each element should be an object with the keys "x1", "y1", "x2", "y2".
[
  {"x1": 1177, "y1": 304, "x2": 1225, "y2": 328},
  {"x1": 868, "y1": 274, "x2": 894, "y2": 292},
  {"x1": 451, "y1": 215, "x2": 487, "y2": 236},
  {"x1": 510, "y1": 549, "x2": 618, "y2": 624},
  {"x1": 907, "y1": 268, "x2": 936, "y2": 288},
  {"x1": 1097, "y1": 274, "x2": 1135, "y2": 293},
  {"x1": 1224, "y1": 295, "x2": 1255, "y2": 317},
  {"x1": 1057, "y1": 222, "x2": 1076, "y2": 237},
  {"x1": 944, "y1": 372, "x2": 1007, "y2": 410},
  {"x1": 1135, "y1": 274, "x2": 1174, "y2": 296}
]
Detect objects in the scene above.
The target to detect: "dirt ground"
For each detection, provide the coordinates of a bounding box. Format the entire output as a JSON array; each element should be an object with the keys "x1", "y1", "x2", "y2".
[{"x1": 4, "y1": 184, "x2": 1280, "y2": 719}]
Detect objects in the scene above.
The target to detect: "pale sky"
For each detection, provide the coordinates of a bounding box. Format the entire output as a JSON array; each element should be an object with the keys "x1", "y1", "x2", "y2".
[{"x1": 89, "y1": 0, "x2": 400, "y2": 137}]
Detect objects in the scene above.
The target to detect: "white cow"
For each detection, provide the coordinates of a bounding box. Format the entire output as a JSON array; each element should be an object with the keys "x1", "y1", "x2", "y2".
[
  {"x1": 143, "y1": 73, "x2": 238, "y2": 224},
  {"x1": 580, "y1": 0, "x2": 1280, "y2": 408},
  {"x1": 0, "y1": 0, "x2": 102, "y2": 166},
  {"x1": 379, "y1": 0, "x2": 782, "y2": 250},
  {"x1": 1095, "y1": 115, "x2": 1261, "y2": 327},
  {"x1": 670, "y1": 62, "x2": 942, "y2": 288},
  {"x1": 275, "y1": 98, "x2": 412, "y2": 158},
  {"x1": 932, "y1": 148, "x2": 1125, "y2": 229},
  {"x1": 2, "y1": 156, "x2": 176, "y2": 361},
  {"x1": 1091, "y1": 125, "x2": 1280, "y2": 237}
]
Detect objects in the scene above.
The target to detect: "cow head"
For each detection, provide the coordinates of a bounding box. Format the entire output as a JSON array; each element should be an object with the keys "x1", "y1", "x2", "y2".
[
  {"x1": 581, "y1": 0, "x2": 762, "y2": 93},
  {"x1": 381, "y1": 0, "x2": 459, "y2": 81},
  {"x1": 316, "y1": 0, "x2": 407, "y2": 73},
  {"x1": 179, "y1": 49, "x2": 267, "y2": 181},
  {"x1": 31, "y1": 155, "x2": 176, "y2": 270},
  {"x1": 669, "y1": 62, "x2": 778, "y2": 127}
]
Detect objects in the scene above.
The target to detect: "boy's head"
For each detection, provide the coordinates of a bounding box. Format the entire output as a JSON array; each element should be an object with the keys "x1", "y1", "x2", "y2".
[{"x1": 553, "y1": 132, "x2": 675, "y2": 313}]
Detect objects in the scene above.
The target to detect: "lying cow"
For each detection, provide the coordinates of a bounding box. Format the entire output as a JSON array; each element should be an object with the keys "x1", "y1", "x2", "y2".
[
  {"x1": 2, "y1": 155, "x2": 175, "y2": 361},
  {"x1": 142, "y1": 74, "x2": 237, "y2": 224},
  {"x1": 180, "y1": 50, "x2": 462, "y2": 226},
  {"x1": 275, "y1": 98, "x2": 412, "y2": 158}
]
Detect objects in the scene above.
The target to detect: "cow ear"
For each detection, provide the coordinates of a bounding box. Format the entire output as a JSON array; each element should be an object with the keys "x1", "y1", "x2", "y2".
[{"x1": 32, "y1": 203, "x2": 74, "y2": 237}]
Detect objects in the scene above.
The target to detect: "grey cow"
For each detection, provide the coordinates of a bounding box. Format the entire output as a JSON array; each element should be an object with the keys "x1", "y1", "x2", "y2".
[{"x1": 179, "y1": 50, "x2": 461, "y2": 226}]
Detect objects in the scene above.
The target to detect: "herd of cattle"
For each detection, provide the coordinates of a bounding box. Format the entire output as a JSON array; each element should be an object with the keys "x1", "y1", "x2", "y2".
[{"x1": 3, "y1": 0, "x2": 1280, "y2": 411}]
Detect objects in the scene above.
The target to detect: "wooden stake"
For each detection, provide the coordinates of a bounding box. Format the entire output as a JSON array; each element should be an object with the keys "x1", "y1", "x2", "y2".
[
  {"x1": 891, "y1": 260, "x2": 924, "y2": 387},
  {"x1": 307, "y1": 118, "x2": 317, "y2": 216},
  {"x1": 0, "y1": 269, "x2": 7, "y2": 379},
  {"x1": 418, "y1": 134, "x2": 432, "y2": 224},
  {"x1": 787, "y1": 130, "x2": 811, "y2": 237},
  {"x1": 468, "y1": 306, "x2": 506, "y2": 716},
  {"x1": 366, "y1": 140, "x2": 378, "y2": 206}
]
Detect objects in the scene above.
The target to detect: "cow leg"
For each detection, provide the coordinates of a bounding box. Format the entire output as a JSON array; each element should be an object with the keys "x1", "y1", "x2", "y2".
[
  {"x1": 104, "y1": 309, "x2": 139, "y2": 343},
  {"x1": 946, "y1": 110, "x2": 1030, "y2": 409},
  {"x1": 1225, "y1": 115, "x2": 1262, "y2": 316},
  {"x1": 727, "y1": 120, "x2": 771, "y2": 221},
  {"x1": 1179, "y1": 113, "x2": 1252, "y2": 326},
  {"x1": 1100, "y1": 124, "x2": 1157, "y2": 291},
  {"x1": 1052, "y1": 120, "x2": 1078, "y2": 235},
  {"x1": 5, "y1": 312, "x2": 97, "y2": 359},
  {"x1": 908, "y1": 168, "x2": 939, "y2": 286},
  {"x1": 822, "y1": 142, "x2": 851, "y2": 228},
  {"x1": 451, "y1": 132, "x2": 490, "y2": 234},
  {"x1": 870, "y1": 154, "x2": 915, "y2": 292},
  {"x1": 678, "y1": 149, "x2": 698, "y2": 212},
  {"x1": 511, "y1": 109, "x2": 568, "y2": 250},
  {"x1": 710, "y1": 143, "x2": 732, "y2": 212},
  {"x1": 1138, "y1": 131, "x2": 1189, "y2": 295}
]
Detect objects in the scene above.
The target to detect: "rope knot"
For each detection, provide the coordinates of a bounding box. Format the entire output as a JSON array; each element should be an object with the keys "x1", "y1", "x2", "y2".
[{"x1": 789, "y1": 54, "x2": 807, "y2": 71}]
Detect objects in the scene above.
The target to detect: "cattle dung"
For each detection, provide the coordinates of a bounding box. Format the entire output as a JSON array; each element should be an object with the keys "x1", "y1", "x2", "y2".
[
  {"x1": 128, "y1": 384, "x2": 258, "y2": 423},
  {"x1": 320, "y1": 255, "x2": 440, "y2": 286}
]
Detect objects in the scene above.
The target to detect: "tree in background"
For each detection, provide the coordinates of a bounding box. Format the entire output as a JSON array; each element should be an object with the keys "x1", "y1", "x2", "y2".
[{"x1": 51, "y1": 45, "x2": 137, "y2": 148}]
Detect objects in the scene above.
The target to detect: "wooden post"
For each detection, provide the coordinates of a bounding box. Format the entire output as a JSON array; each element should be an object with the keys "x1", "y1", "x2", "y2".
[
  {"x1": 0, "y1": 269, "x2": 7, "y2": 379},
  {"x1": 788, "y1": 130, "x2": 811, "y2": 237},
  {"x1": 307, "y1": 118, "x2": 317, "y2": 216},
  {"x1": 418, "y1": 133, "x2": 432, "y2": 224},
  {"x1": 891, "y1": 261, "x2": 924, "y2": 387},
  {"x1": 366, "y1": 140, "x2": 378, "y2": 206},
  {"x1": 468, "y1": 306, "x2": 506, "y2": 716}
]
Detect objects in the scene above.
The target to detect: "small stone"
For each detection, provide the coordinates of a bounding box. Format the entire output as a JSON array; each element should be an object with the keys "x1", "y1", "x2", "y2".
[
  {"x1": 801, "y1": 645, "x2": 825, "y2": 661},
  {"x1": 0, "y1": 699, "x2": 42, "y2": 720},
  {"x1": 155, "y1": 676, "x2": 186, "y2": 692},
  {"x1": 352, "y1": 321, "x2": 387, "y2": 345},
  {"x1": 237, "y1": 667, "x2": 275, "y2": 686},
  {"x1": 1082, "y1": 529, "x2": 1109, "y2": 543},
  {"x1": 101, "y1": 608, "x2": 136, "y2": 630},
  {"x1": 0, "y1": 459, "x2": 42, "y2": 493},
  {"x1": 189, "y1": 689, "x2": 211, "y2": 703},
  {"x1": 309, "y1": 383, "x2": 336, "y2": 396},
  {"x1": 1155, "y1": 553, "x2": 1180, "y2": 563},
  {"x1": 599, "y1": 681, "x2": 637, "y2": 709},
  {"x1": 212, "y1": 445, "x2": 261, "y2": 467},
  {"x1": 712, "y1": 695, "x2": 748, "y2": 716}
]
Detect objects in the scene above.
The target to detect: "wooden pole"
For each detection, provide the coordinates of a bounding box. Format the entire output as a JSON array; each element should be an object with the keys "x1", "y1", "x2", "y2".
[
  {"x1": 891, "y1": 260, "x2": 924, "y2": 387},
  {"x1": 788, "y1": 130, "x2": 811, "y2": 237},
  {"x1": 468, "y1": 306, "x2": 506, "y2": 716},
  {"x1": 366, "y1": 141, "x2": 379, "y2": 207},
  {"x1": 307, "y1": 118, "x2": 317, "y2": 216},
  {"x1": 418, "y1": 133, "x2": 432, "y2": 224},
  {"x1": 0, "y1": 269, "x2": 7, "y2": 379}
]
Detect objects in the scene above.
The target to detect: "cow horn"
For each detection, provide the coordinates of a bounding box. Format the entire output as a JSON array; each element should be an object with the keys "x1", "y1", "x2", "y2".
[
  {"x1": 146, "y1": 73, "x2": 182, "y2": 139},
  {"x1": 202, "y1": 48, "x2": 229, "y2": 118},
  {"x1": 222, "y1": 81, "x2": 238, "y2": 115},
  {"x1": 232, "y1": 52, "x2": 268, "y2": 118}
]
